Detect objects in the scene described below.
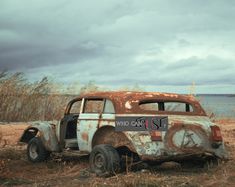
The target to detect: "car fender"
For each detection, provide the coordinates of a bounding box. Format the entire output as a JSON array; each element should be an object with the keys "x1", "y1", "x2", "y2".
[{"x1": 20, "y1": 121, "x2": 60, "y2": 152}]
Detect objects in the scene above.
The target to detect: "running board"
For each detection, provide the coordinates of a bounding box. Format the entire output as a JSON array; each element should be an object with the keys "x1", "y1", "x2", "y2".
[{"x1": 64, "y1": 138, "x2": 78, "y2": 148}]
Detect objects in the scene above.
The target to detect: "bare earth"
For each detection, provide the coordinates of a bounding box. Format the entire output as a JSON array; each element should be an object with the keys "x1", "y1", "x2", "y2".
[{"x1": 0, "y1": 120, "x2": 235, "y2": 187}]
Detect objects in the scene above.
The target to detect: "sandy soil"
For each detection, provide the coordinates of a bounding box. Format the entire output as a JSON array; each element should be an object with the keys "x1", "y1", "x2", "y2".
[
  {"x1": 0, "y1": 123, "x2": 29, "y2": 147},
  {"x1": 0, "y1": 120, "x2": 235, "y2": 187}
]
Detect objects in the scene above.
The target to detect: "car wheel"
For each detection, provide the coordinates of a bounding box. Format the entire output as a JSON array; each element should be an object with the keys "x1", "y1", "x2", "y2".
[
  {"x1": 89, "y1": 144, "x2": 120, "y2": 177},
  {"x1": 27, "y1": 137, "x2": 50, "y2": 162}
]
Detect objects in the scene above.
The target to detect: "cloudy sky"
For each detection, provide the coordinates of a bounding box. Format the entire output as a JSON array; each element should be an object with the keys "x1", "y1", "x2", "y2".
[{"x1": 1, "y1": 0, "x2": 235, "y2": 93}]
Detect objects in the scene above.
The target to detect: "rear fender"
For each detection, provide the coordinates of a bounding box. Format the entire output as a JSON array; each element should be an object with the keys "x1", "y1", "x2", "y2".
[
  {"x1": 20, "y1": 121, "x2": 60, "y2": 152},
  {"x1": 92, "y1": 125, "x2": 136, "y2": 153}
]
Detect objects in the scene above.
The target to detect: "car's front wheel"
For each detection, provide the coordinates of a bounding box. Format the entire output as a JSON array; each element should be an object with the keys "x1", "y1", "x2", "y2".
[
  {"x1": 27, "y1": 137, "x2": 50, "y2": 162},
  {"x1": 89, "y1": 144, "x2": 120, "y2": 176}
]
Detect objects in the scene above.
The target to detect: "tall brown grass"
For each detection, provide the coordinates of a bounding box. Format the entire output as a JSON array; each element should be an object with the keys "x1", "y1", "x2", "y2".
[
  {"x1": 0, "y1": 71, "x2": 145, "y2": 122},
  {"x1": 0, "y1": 71, "x2": 73, "y2": 122}
]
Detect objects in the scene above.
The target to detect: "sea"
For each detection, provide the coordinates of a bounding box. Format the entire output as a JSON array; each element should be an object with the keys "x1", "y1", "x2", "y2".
[{"x1": 196, "y1": 95, "x2": 235, "y2": 119}]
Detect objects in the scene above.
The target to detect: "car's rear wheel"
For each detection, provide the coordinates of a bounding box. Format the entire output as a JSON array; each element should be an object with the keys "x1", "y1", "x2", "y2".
[
  {"x1": 89, "y1": 144, "x2": 120, "y2": 177},
  {"x1": 27, "y1": 137, "x2": 50, "y2": 162}
]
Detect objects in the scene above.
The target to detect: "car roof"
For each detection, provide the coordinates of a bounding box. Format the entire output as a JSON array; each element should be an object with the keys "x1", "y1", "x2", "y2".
[
  {"x1": 79, "y1": 91, "x2": 199, "y2": 103},
  {"x1": 75, "y1": 91, "x2": 206, "y2": 116}
]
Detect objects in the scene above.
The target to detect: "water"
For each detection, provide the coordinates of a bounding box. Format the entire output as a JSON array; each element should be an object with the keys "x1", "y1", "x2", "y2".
[{"x1": 196, "y1": 95, "x2": 235, "y2": 119}]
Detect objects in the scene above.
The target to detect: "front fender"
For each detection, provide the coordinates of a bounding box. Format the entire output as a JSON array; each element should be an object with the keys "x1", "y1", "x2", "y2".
[{"x1": 20, "y1": 121, "x2": 60, "y2": 152}]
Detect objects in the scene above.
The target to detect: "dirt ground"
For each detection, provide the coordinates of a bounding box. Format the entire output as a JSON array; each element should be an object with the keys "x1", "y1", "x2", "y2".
[{"x1": 0, "y1": 120, "x2": 235, "y2": 187}]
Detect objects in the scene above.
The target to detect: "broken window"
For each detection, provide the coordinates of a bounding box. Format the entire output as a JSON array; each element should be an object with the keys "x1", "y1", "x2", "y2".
[
  {"x1": 83, "y1": 99, "x2": 104, "y2": 113},
  {"x1": 69, "y1": 100, "x2": 82, "y2": 114},
  {"x1": 139, "y1": 102, "x2": 159, "y2": 111},
  {"x1": 139, "y1": 101, "x2": 194, "y2": 112},
  {"x1": 164, "y1": 102, "x2": 193, "y2": 112},
  {"x1": 103, "y1": 99, "x2": 115, "y2": 113}
]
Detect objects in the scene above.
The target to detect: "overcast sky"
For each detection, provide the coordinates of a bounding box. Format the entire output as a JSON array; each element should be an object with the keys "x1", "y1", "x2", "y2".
[{"x1": 1, "y1": 0, "x2": 235, "y2": 93}]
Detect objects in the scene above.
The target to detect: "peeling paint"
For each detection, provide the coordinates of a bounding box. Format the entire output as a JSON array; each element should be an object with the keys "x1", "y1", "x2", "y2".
[
  {"x1": 74, "y1": 91, "x2": 207, "y2": 115},
  {"x1": 20, "y1": 121, "x2": 60, "y2": 152},
  {"x1": 81, "y1": 132, "x2": 88, "y2": 142},
  {"x1": 125, "y1": 101, "x2": 132, "y2": 109},
  {"x1": 20, "y1": 91, "x2": 228, "y2": 162}
]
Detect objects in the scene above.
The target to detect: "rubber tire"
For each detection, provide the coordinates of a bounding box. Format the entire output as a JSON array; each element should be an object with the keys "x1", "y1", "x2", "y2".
[
  {"x1": 89, "y1": 144, "x2": 120, "y2": 177},
  {"x1": 27, "y1": 137, "x2": 50, "y2": 163}
]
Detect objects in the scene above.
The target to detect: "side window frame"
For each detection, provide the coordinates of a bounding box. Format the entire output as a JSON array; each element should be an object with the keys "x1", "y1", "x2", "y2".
[
  {"x1": 138, "y1": 100, "x2": 195, "y2": 113},
  {"x1": 139, "y1": 102, "x2": 159, "y2": 111},
  {"x1": 103, "y1": 99, "x2": 115, "y2": 114},
  {"x1": 67, "y1": 99, "x2": 83, "y2": 115},
  {"x1": 164, "y1": 101, "x2": 194, "y2": 112},
  {"x1": 82, "y1": 98, "x2": 105, "y2": 114}
]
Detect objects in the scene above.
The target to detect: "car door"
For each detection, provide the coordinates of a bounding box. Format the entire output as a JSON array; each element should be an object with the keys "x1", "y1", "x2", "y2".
[
  {"x1": 59, "y1": 99, "x2": 82, "y2": 148},
  {"x1": 77, "y1": 98, "x2": 104, "y2": 152}
]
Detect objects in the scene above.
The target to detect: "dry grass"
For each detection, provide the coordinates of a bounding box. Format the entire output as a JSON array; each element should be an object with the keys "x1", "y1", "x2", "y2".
[
  {"x1": 0, "y1": 71, "x2": 88, "y2": 122},
  {"x1": 0, "y1": 71, "x2": 144, "y2": 122},
  {"x1": 0, "y1": 71, "x2": 67, "y2": 121},
  {"x1": 0, "y1": 120, "x2": 235, "y2": 186},
  {"x1": 1, "y1": 71, "x2": 235, "y2": 186}
]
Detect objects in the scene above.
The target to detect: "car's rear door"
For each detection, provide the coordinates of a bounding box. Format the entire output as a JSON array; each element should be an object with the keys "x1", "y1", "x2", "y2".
[{"x1": 77, "y1": 98, "x2": 104, "y2": 152}]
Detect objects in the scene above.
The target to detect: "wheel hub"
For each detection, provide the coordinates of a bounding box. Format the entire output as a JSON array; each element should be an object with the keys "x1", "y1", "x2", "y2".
[
  {"x1": 94, "y1": 153, "x2": 105, "y2": 169},
  {"x1": 29, "y1": 143, "x2": 38, "y2": 159}
]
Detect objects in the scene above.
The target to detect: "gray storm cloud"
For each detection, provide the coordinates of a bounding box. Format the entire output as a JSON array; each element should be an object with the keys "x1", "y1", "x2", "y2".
[{"x1": 0, "y1": 0, "x2": 235, "y2": 93}]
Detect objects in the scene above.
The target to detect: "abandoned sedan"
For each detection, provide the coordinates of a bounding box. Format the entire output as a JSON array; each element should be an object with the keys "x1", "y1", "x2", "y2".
[{"x1": 20, "y1": 91, "x2": 228, "y2": 175}]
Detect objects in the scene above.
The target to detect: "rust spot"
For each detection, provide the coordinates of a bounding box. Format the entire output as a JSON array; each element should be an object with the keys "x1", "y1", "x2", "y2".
[
  {"x1": 92, "y1": 126, "x2": 136, "y2": 152},
  {"x1": 172, "y1": 121, "x2": 185, "y2": 125},
  {"x1": 150, "y1": 131, "x2": 162, "y2": 141},
  {"x1": 164, "y1": 124, "x2": 209, "y2": 153},
  {"x1": 81, "y1": 132, "x2": 88, "y2": 142},
  {"x1": 66, "y1": 91, "x2": 206, "y2": 116}
]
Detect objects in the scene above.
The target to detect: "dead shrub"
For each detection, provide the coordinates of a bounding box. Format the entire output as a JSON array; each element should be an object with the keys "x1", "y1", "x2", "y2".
[
  {"x1": 0, "y1": 71, "x2": 72, "y2": 122},
  {"x1": 0, "y1": 71, "x2": 105, "y2": 122}
]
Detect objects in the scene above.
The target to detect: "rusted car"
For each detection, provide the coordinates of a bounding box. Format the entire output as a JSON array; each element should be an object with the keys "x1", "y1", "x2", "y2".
[{"x1": 20, "y1": 91, "x2": 228, "y2": 175}]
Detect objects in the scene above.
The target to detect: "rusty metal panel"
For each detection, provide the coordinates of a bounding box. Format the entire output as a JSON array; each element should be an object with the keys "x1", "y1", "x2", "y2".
[
  {"x1": 28, "y1": 91, "x2": 227, "y2": 161},
  {"x1": 72, "y1": 91, "x2": 206, "y2": 116},
  {"x1": 118, "y1": 115, "x2": 228, "y2": 160},
  {"x1": 22, "y1": 121, "x2": 60, "y2": 152},
  {"x1": 77, "y1": 113, "x2": 100, "y2": 152}
]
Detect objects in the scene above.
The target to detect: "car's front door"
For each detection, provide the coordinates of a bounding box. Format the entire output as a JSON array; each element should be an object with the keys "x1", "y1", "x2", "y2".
[
  {"x1": 59, "y1": 99, "x2": 82, "y2": 148},
  {"x1": 77, "y1": 98, "x2": 104, "y2": 152}
]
